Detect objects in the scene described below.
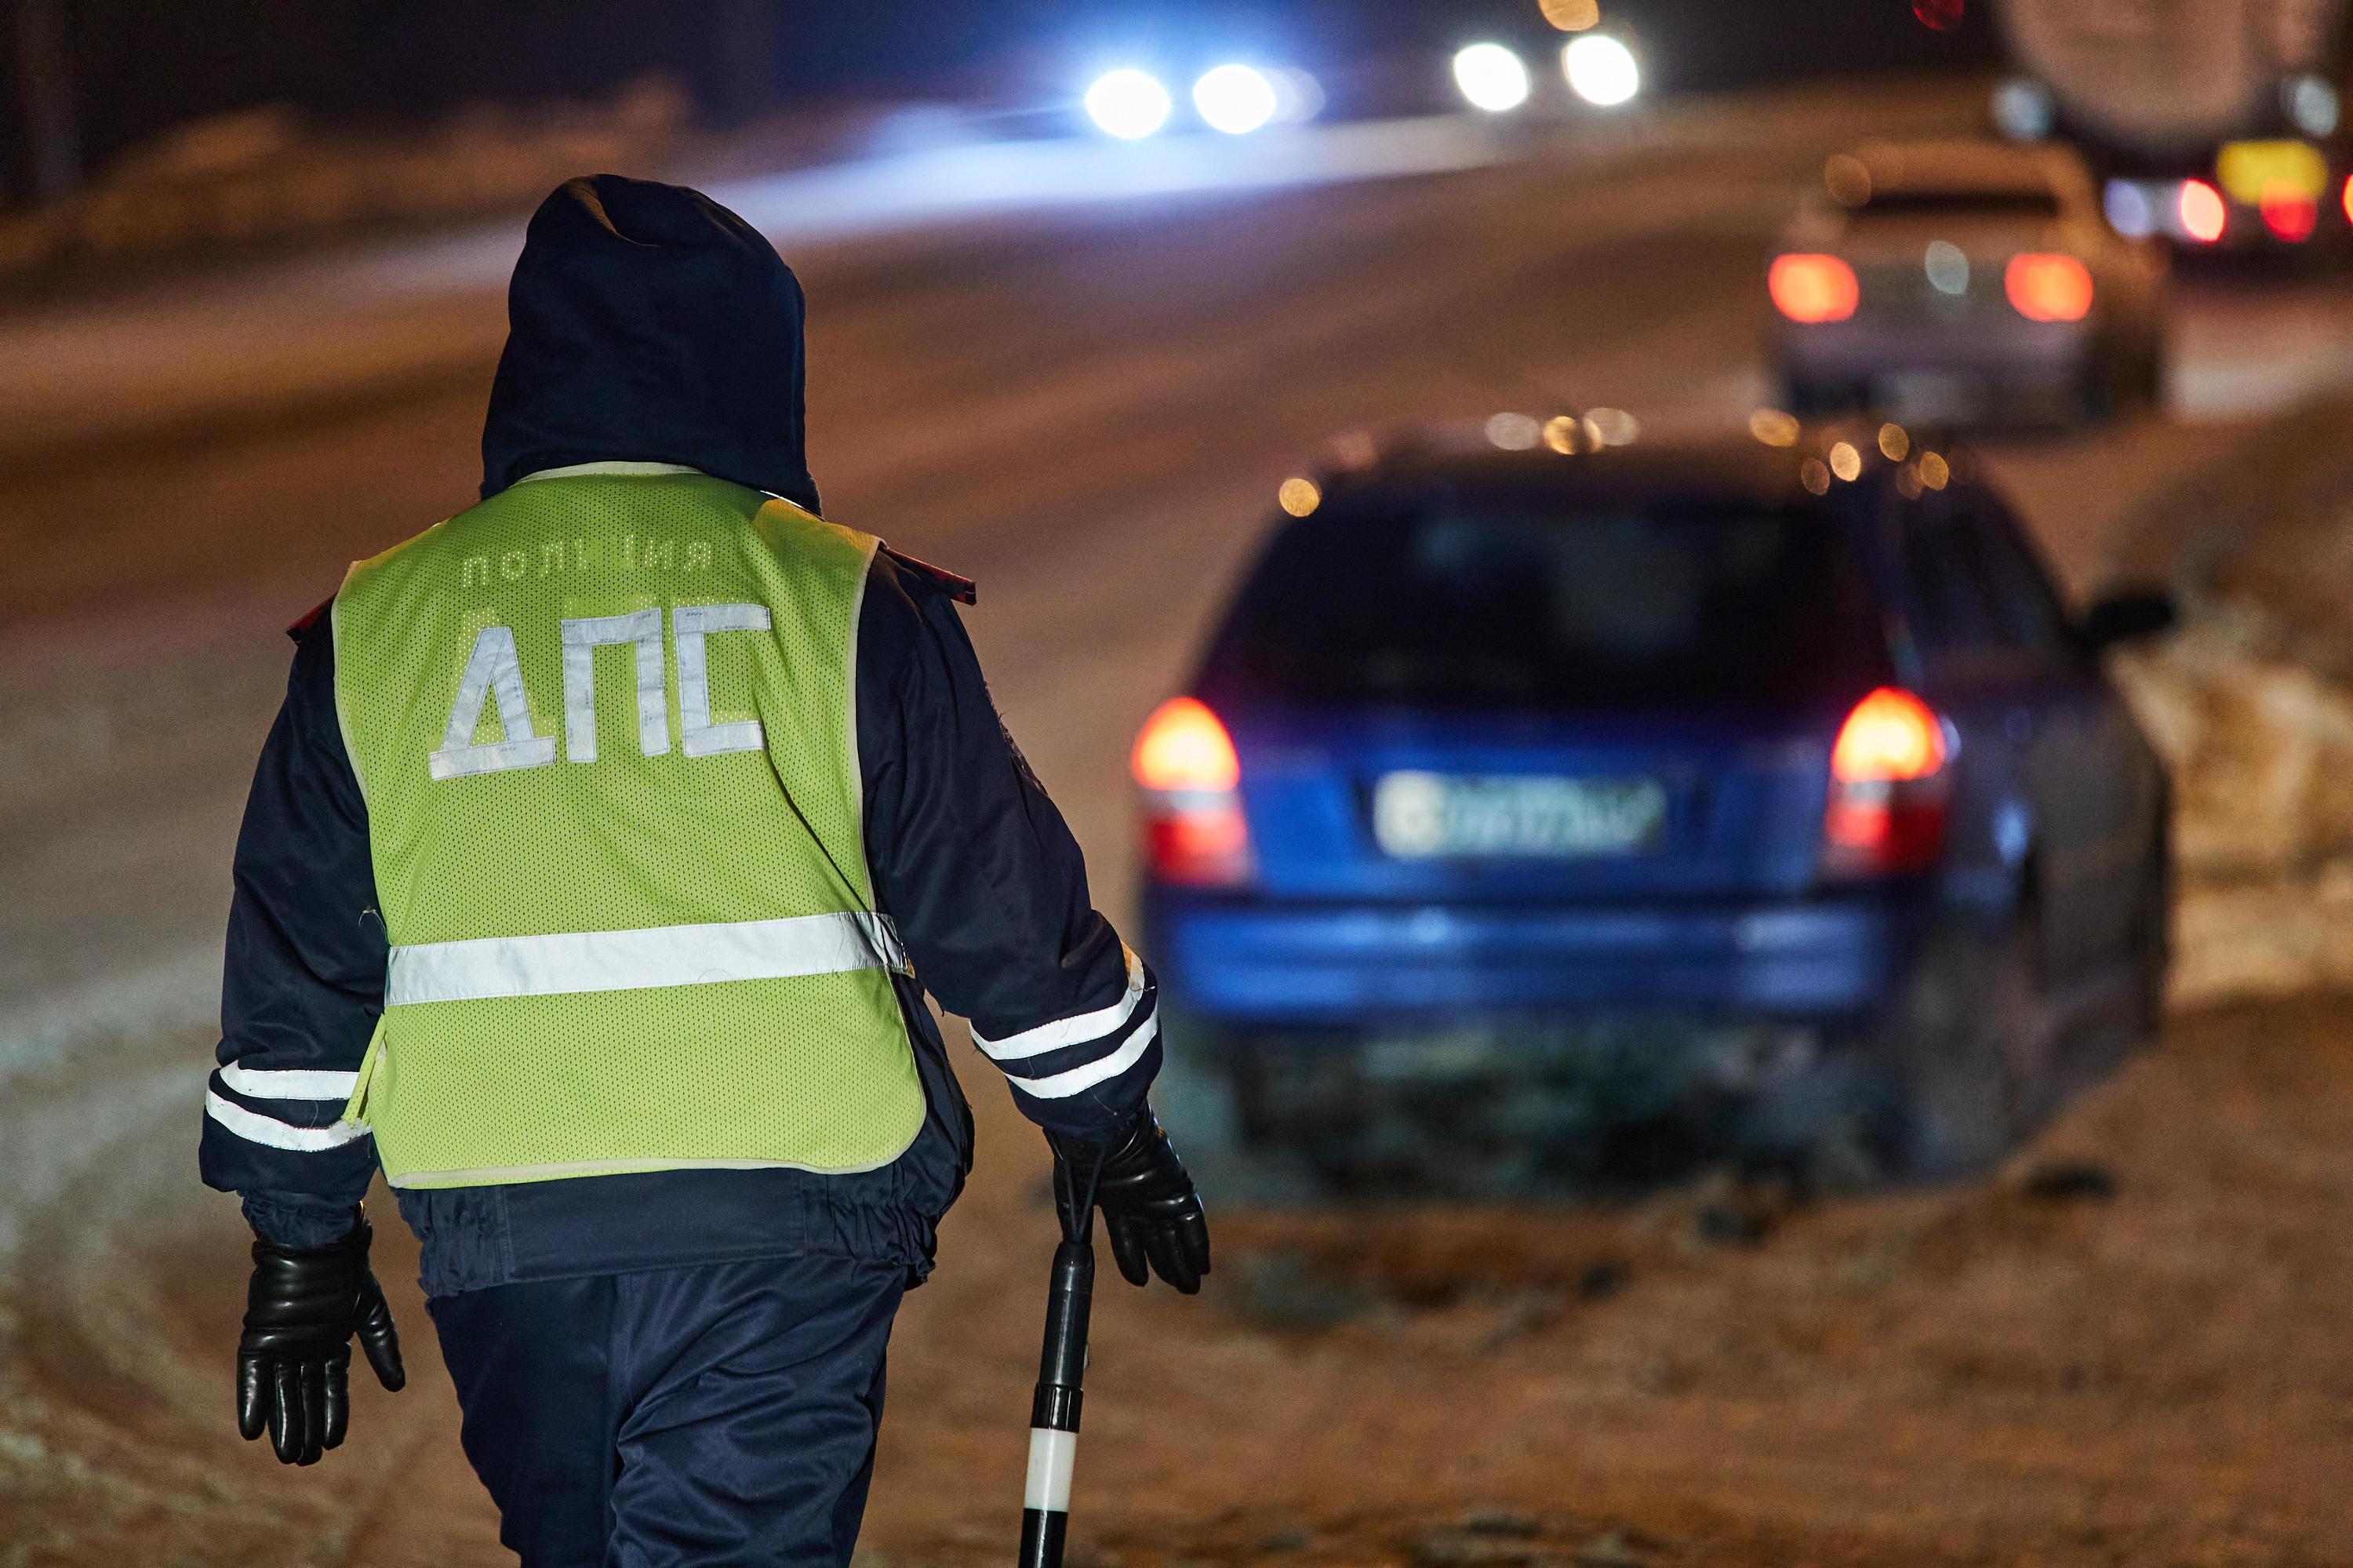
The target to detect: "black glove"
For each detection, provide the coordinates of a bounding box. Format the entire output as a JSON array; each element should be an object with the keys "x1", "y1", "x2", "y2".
[
  {"x1": 1047, "y1": 1107, "x2": 1211, "y2": 1293},
  {"x1": 236, "y1": 1210, "x2": 405, "y2": 1465}
]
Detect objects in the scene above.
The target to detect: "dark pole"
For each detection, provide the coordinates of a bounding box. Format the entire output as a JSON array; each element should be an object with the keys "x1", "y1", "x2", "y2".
[
  {"x1": 1017, "y1": 1221, "x2": 1093, "y2": 1568},
  {"x1": 14, "y1": 0, "x2": 80, "y2": 202}
]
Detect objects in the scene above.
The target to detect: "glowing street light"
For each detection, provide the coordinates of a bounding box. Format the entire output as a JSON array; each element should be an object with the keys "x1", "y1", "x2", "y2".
[
  {"x1": 1084, "y1": 69, "x2": 1173, "y2": 140},
  {"x1": 1453, "y1": 43, "x2": 1532, "y2": 114},
  {"x1": 1563, "y1": 35, "x2": 1640, "y2": 107},
  {"x1": 1193, "y1": 64, "x2": 1279, "y2": 135}
]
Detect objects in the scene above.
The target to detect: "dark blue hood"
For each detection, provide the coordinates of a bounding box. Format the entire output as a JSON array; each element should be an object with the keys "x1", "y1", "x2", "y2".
[{"x1": 481, "y1": 174, "x2": 820, "y2": 515}]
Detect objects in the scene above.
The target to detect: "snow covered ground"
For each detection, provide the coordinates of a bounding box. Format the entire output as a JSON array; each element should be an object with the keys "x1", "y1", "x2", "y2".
[{"x1": 7, "y1": 78, "x2": 2353, "y2": 1563}]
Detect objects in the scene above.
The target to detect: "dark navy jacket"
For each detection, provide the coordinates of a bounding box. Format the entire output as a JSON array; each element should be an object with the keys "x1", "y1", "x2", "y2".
[{"x1": 198, "y1": 176, "x2": 1158, "y2": 1295}]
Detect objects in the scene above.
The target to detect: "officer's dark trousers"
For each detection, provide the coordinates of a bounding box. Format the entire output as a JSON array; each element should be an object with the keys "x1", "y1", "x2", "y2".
[{"x1": 427, "y1": 1254, "x2": 906, "y2": 1568}]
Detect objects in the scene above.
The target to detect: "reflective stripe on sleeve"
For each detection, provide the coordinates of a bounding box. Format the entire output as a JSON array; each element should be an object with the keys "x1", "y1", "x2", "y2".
[
  {"x1": 205, "y1": 1089, "x2": 370, "y2": 1151},
  {"x1": 218, "y1": 1064, "x2": 361, "y2": 1101},
  {"x1": 386, "y1": 911, "x2": 910, "y2": 1006},
  {"x1": 970, "y1": 948, "x2": 1145, "y2": 1061},
  {"x1": 1001, "y1": 1009, "x2": 1158, "y2": 1101}
]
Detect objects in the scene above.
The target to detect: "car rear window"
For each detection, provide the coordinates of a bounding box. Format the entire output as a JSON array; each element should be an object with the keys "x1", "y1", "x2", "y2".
[{"x1": 1206, "y1": 490, "x2": 1887, "y2": 711}]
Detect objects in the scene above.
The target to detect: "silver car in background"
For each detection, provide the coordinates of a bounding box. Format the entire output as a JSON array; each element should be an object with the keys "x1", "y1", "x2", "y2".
[{"x1": 1769, "y1": 140, "x2": 2170, "y2": 425}]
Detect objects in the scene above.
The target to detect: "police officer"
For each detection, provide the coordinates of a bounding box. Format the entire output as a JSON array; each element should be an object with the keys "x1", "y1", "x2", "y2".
[{"x1": 198, "y1": 175, "x2": 1209, "y2": 1566}]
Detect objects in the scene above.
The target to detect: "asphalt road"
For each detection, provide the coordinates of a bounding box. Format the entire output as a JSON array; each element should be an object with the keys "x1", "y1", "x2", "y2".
[{"x1": 4, "y1": 83, "x2": 2351, "y2": 1564}]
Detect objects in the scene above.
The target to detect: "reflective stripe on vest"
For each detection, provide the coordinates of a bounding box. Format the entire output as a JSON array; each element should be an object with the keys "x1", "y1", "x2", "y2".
[{"x1": 387, "y1": 912, "x2": 910, "y2": 1005}]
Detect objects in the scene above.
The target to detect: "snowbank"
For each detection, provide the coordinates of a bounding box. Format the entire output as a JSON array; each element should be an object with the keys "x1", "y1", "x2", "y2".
[{"x1": 2105, "y1": 398, "x2": 2353, "y2": 1004}]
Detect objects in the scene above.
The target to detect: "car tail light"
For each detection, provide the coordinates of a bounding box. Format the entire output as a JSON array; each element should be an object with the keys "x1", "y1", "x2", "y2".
[
  {"x1": 1769, "y1": 253, "x2": 1860, "y2": 323},
  {"x1": 2260, "y1": 183, "x2": 2319, "y2": 241},
  {"x1": 1133, "y1": 697, "x2": 1251, "y2": 886},
  {"x1": 2177, "y1": 180, "x2": 2228, "y2": 242},
  {"x1": 1823, "y1": 687, "x2": 1949, "y2": 878},
  {"x1": 2003, "y1": 253, "x2": 2093, "y2": 322}
]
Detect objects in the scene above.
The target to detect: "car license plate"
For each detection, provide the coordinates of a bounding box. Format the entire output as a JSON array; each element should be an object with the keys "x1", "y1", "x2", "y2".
[
  {"x1": 1371, "y1": 771, "x2": 1667, "y2": 860},
  {"x1": 1877, "y1": 369, "x2": 1984, "y2": 422}
]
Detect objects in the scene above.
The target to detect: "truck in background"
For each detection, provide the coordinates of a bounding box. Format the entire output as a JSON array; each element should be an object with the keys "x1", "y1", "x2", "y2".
[{"x1": 1993, "y1": 0, "x2": 2353, "y2": 254}]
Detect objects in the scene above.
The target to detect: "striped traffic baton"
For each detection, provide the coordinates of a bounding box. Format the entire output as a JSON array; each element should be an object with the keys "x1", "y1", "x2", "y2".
[{"x1": 1019, "y1": 1173, "x2": 1098, "y2": 1568}]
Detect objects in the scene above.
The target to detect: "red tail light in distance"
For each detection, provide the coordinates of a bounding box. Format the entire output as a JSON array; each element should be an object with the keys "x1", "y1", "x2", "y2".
[
  {"x1": 1823, "y1": 687, "x2": 1950, "y2": 878},
  {"x1": 1133, "y1": 697, "x2": 1252, "y2": 886},
  {"x1": 2004, "y1": 253, "x2": 2093, "y2": 322},
  {"x1": 2260, "y1": 183, "x2": 2319, "y2": 242},
  {"x1": 1769, "y1": 253, "x2": 1860, "y2": 323},
  {"x1": 2177, "y1": 180, "x2": 2228, "y2": 243}
]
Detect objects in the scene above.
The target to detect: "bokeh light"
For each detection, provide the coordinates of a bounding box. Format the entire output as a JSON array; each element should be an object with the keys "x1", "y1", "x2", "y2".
[
  {"x1": 1563, "y1": 35, "x2": 1641, "y2": 107},
  {"x1": 1924, "y1": 239, "x2": 1969, "y2": 297},
  {"x1": 1277, "y1": 477, "x2": 1322, "y2": 516},
  {"x1": 1769, "y1": 253, "x2": 1859, "y2": 323},
  {"x1": 1824, "y1": 153, "x2": 1873, "y2": 207},
  {"x1": 1084, "y1": 70, "x2": 1173, "y2": 140},
  {"x1": 1878, "y1": 423, "x2": 1911, "y2": 461},
  {"x1": 1991, "y1": 78, "x2": 2054, "y2": 140},
  {"x1": 2178, "y1": 180, "x2": 2228, "y2": 242},
  {"x1": 1486, "y1": 412, "x2": 1542, "y2": 450},
  {"x1": 1543, "y1": 415, "x2": 1601, "y2": 454},
  {"x1": 1540, "y1": 0, "x2": 1602, "y2": 31},
  {"x1": 2289, "y1": 75, "x2": 2340, "y2": 137},
  {"x1": 2105, "y1": 180, "x2": 2155, "y2": 238},
  {"x1": 1828, "y1": 441, "x2": 1862, "y2": 482},
  {"x1": 1193, "y1": 64, "x2": 1278, "y2": 135},
  {"x1": 2005, "y1": 253, "x2": 2094, "y2": 322},
  {"x1": 1132, "y1": 698, "x2": 1239, "y2": 792},
  {"x1": 1832, "y1": 688, "x2": 1946, "y2": 781},
  {"x1": 2260, "y1": 184, "x2": 2319, "y2": 242},
  {"x1": 1912, "y1": 0, "x2": 1964, "y2": 31},
  {"x1": 1269, "y1": 67, "x2": 1326, "y2": 125},
  {"x1": 1587, "y1": 406, "x2": 1641, "y2": 445},
  {"x1": 1453, "y1": 44, "x2": 1532, "y2": 113},
  {"x1": 1749, "y1": 408, "x2": 1801, "y2": 447}
]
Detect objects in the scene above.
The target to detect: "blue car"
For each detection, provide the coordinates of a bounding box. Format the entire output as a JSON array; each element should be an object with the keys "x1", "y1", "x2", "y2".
[{"x1": 1136, "y1": 420, "x2": 2175, "y2": 1187}]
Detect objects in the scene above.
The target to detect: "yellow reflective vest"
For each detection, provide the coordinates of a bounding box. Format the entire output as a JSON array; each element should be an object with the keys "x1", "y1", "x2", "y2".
[{"x1": 334, "y1": 466, "x2": 925, "y2": 1188}]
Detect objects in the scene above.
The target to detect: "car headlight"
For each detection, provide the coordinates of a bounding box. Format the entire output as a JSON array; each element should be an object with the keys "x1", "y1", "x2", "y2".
[
  {"x1": 1193, "y1": 64, "x2": 1279, "y2": 135},
  {"x1": 1453, "y1": 44, "x2": 1533, "y2": 113},
  {"x1": 1085, "y1": 70, "x2": 1173, "y2": 140},
  {"x1": 1563, "y1": 35, "x2": 1640, "y2": 107}
]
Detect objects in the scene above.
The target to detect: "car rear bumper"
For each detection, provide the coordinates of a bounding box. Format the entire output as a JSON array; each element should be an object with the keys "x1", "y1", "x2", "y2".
[
  {"x1": 1777, "y1": 318, "x2": 2097, "y2": 382},
  {"x1": 1147, "y1": 888, "x2": 1926, "y2": 1028}
]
